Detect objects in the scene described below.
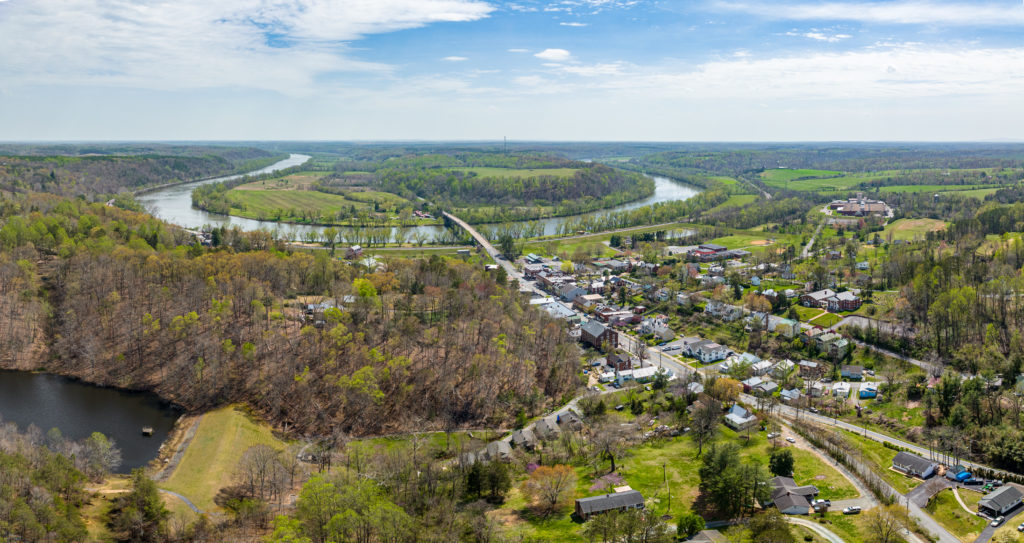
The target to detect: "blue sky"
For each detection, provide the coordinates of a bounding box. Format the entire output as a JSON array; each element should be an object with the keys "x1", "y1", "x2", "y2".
[{"x1": 1, "y1": 0, "x2": 1023, "y2": 141}]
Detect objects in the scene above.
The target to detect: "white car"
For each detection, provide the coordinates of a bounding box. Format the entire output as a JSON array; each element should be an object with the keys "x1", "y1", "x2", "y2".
[
  {"x1": 843, "y1": 506, "x2": 861, "y2": 515},
  {"x1": 786, "y1": 437, "x2": 796, "y2": 443},
  {"x1": 767, "y1": 432, "x2": 778, "y2": 439},
  {"x1": 991, "y1": 516, "x2": 1004, "y2": 527}
]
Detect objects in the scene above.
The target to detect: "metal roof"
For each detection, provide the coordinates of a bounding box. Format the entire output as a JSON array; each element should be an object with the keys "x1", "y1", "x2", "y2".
[{"x1": 575, "y1": 490, "x2": 645, "y2": 514}]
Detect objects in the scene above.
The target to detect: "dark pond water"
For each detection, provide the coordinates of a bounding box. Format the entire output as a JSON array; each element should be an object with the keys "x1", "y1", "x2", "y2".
[{"x1": 0, "y1": 370, "x2": 182, "y2": 472}]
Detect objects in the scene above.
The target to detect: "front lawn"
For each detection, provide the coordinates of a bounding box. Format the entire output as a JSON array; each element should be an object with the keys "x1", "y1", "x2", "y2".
[
  {"x1": 841, "y1": 431, "x2": 921, "y2": 494},
  {"x1": 925, "y1": 489, "x2": 987, "y2": 541},
  {"x1": 809, "y1": 312, "x2": 842, "y2": 328}
]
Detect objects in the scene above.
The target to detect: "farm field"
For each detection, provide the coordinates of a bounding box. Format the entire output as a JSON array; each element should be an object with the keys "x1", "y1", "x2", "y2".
[
  {"x1": 160, "y1": 405, "x2": 289, "y2": 512},
  {"x1": 452, "y1": 166, "x2": 579, "y2": 178},
  {"x1": 226, "y1": 188, "x2": 363, "y2": 219},
  {"x1": 882, "y1": 218, "x2": 948, "y2": 242}
]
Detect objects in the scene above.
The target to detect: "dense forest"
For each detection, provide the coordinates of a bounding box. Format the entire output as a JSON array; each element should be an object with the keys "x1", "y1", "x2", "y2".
[
  {"x1": 0, "y1": 146, "x2": 281, "y2": 197},
  {"x1": 0, "y1": 193, "x2": 580, "y2": 437}
]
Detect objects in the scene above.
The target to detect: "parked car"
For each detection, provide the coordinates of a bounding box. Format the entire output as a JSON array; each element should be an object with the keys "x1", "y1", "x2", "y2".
[
  {"x1": 615, "y1": 404, "x2": 625, "y2": 411},
  {"x1": 991, "y1": 516, "x2": 1004, "y2": 527},
  {"x1": 813, "y1": 499, "x2": 832, "y2": 507},
  {"x1": 964, "y1": 478, "x2": 984, "y2": 485},
  {"x1": 786, "y1": 437, "x2": 796, "y2": 443},
  {"x1": 809, "y1": 407, "x2": 819, "y2": 413},
  {"x1": 767, "y1": 432, "x2": 778, "y2": 439},
  {"x1": 1017, "y1": 522, "x2": 1024, "y2": 532},
  {"x1": 993, "y1": 480, "x2": 1004, "y2": 487},
  {"x1": 657, "y1": 342, "x2": 667, "y2": 346},
  {"x1": 843, "y1": 506, "x2": 861, "y2": 515}
]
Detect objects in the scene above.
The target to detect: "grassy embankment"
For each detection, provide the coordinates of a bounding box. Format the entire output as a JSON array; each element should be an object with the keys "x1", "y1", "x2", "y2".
[
  {"x1": 451, "y1": 166, "x2": 580, "y2": 179},
  {"x1": 160, "y1": 405, "x2": 289, "y2": 512}
]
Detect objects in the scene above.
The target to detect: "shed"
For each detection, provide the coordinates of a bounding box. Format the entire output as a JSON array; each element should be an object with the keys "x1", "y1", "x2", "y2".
[{"x1": 574, "y1": 490, "x2": 645, "y2": 520}]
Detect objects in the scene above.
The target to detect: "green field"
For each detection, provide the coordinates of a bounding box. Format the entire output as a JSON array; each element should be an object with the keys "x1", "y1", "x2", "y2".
[
  {"x1": 452, "y1": 166, "x2": 579, "y2": 179},
  {"x1": 948, "y1": 187, "x2": 1001, "y2": 199},
  {"x1": 161, "y1": 406, "x2": 289, "y2": 512},
  {"x1": 878, "y1": 184, "x2": 996, "y2": 194},
  {"x1": 793, "y1": 305, "x2": 826, "y2": 322},
  {"x1": 882, "y1": 218, "x2": 947, "y2": 242},
  {"x1": 710, "y1": 194, "x2": 758, "y2": 211},
  {"x1": 707, "y1": 233, "x2": 792, "y2": 250},
  {"x1": 761, "y1": 169, "x2": 844, "y2": 183},
  {"x1": 925, "y1": 489, "x2": 987, "y2": 541},
  {"x1": 809, "y1": 312, "x2": 842, "y2": 328}
]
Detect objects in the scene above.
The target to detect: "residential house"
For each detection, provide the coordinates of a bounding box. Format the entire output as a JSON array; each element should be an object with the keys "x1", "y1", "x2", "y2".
[
  {"x1": 856, "y1": 261, "x2": 870, "y2": 271},
  {"x1": 534, "y1": 416, "x2": 562, "y2": 441},
  {"x1": 780, "y1": 388, "x2": 802, "y2": 402},
  {"x1": 892, "y1": 451, "x2": 937, "y2": 479},
  {"x1": 808, "y1": 383, "x2": 825, "y2": 398},
  {"x1": 772, "y1": 318, "x2": 800, "y2": 339},
  {"x1": 754, "y1": 380, "x2": 779, "y2": 395},
  {"x1": 606, "y1": 353, "x2": 633, "y2": 372},
  {"x1": 724, "y1": 404, "x2": 758, "y2": 430},
  {"x1": 798, "y1": 360, "x2": 822, "y2": 377},
  {"x1": 771, "y1": 476, "x2": 819, "y2": 515},
  {"x1": 705, "y1": 300, "x2": 743, "y2": 322},
  {"x1": 815, "y1": 332, "x2": 844, "y2": 353},
  {"x1": 574, "y1": 490, "x2": 645, "y2": 520},
  {"x1": 478, "y1": 441, "x2": 512, "y2": 463},
  {"x1": 978, "y1": 486, "x2": 1023, "y2": 517},
  {"x1": 675, "y1": 292, "x2": 693, "y2": 306},
  {"x1": 686, "y1": 339, "x2": 730, "y2": 364},
  {"x1": 510, "y1": 428, "x2": 537, "y2": 450},
  {"x1": 859, "y1": 384, "x2": 877, "y2": 399},
  {"x1": 581, "y1": 320, "x2": 618, "y2": 351},
  {"x1": 801, "y1": 327, "x2": 827, "y2": 345},
  {"x1": 691, "y1": 530, "x2": 728, "y2": 543},
  {"x1": 841, "y1": 365, "x2": 864, "y2": 381},
  {"x1": 345, "y1": 245, "x2": 363, "y2": 259},
  {"x1": 523, "y1": 263, "x2": 546, "y2": 278},
  {"x1": 686, "y1": 381, "x2": 705, "y2": 395},
  {"x1": 772, "y1": 359, "x2": 795, "y2": 379},
  {"x1": 741, "y1": 376, "x2": 763, "y2": 392},
  {"x1": 832, "y1": 382, "x2": 851, "y2": 398},
  {"x1": 751, "y1": 360, "x2": 775, "y2": 376}
]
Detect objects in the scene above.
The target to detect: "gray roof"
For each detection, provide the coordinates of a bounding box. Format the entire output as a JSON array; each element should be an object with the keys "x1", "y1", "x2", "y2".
[
  {"x1": 575, "y1": 490, "x2": 645, "y2": 515},
  {"x1": 892, "y1": 451, "x2": 936, "y2": 474},
  {"x1": 510, "y1": 428, "x2": 537, "y2": 447},
  {"x1": 979, "y1": 486, "x2": 1023, "y2": 512},
  {"x1": 771, "y1": 477, "x2": 819, "y2": 498},
  {"x1": 842, "y1": 365, "x2": 863, "y2": 374},
  {"x1": 535, "y1": 416, "x2": 562, "y2": 440},
  {"x1": 581, "y1": 320, "x2": 608, "y2": 338},
  {"x1": 692, "y1": 530, "x2": 728, "y2": 543},
  {"x1": 773, "y1": 492, "x2": 810, "y2": 512}
]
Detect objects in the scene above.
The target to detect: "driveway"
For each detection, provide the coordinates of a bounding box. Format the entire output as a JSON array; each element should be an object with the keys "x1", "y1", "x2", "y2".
[
  {"x1": 974, "y1": 504, "x2": 1024, "y2": 543},
  {"x1": 787, "y1": 516, "x2": 845, "y2": 543}
]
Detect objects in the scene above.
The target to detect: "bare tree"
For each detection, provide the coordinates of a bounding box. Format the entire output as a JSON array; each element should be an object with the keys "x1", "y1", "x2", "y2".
[
  {"x1": 690, "y1": 399, "x2": 721, "y2": 457},
  {"x1": 863, "y1": 504, "x2": 909, "y2": 543}
]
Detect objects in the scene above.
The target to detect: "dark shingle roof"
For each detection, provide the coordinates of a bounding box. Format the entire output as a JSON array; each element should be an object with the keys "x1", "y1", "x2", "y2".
[
  {"x1": 773, "y1": 492, "x2": 810, "y2": 512},
  {"x1": 979, "y1": 486, "x2": 1023, "y2": 512},
  {"x1": 893, "y1": 451, "x2": 936, "y2": 474},
  {"x1": 575, "y1": 490, "x2": 645, "y2": 515}
]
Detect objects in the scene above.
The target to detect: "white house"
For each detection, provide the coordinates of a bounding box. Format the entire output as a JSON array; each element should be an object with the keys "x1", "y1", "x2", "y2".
[{"x1": 724, "y1": 404, "x2": 758, "y2": 430}]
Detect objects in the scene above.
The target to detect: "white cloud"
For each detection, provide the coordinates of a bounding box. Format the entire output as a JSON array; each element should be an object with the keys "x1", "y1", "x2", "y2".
[
  {"x1": 716, "y1": 1, "x2": 1024, "y2": 26},
  {"x1": 559, "y1": 22, "x2": 588, "y2": 27},
  {"x1": 535, "y1": 48, "x2": 572, "y2": 61},
  {"x1": 442, "y1": 56, "x2": 469, "y2": 61},
  {"x1": 598, "y1": 44, "x2": 1024, "y2": 100},
  {"x1": 558, "y1": 62, "x2": 626, "y2": 76},
  {"x1": 0, "y1": 0, "x2": 494, "y2": 94},
  {"x1": 787, "y1": 31, "x2": 851, "y2": 42},
  {"x1": 508, "y1": 48, "x2": 531, "y2": 53}
]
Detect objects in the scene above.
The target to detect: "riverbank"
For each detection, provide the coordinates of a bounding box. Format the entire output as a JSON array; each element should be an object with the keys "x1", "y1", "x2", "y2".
[{"x1": 132, "y1": 153, "x2": 291, "y2": 196}]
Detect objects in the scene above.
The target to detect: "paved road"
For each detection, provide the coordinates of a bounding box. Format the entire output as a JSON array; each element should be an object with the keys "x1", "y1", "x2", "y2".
[
  {"x1": 442, "y1": 211, "x2": 547, "y2": 297},
  {"x1": 787, "y1": 517, "x2": 845, "y2": 543},
  {"x1": 802, "y1": 218, "x2": 826, "y2": 259},
  {"x1": 159, "y1": 489, "x2": 203, "y2": 514}
]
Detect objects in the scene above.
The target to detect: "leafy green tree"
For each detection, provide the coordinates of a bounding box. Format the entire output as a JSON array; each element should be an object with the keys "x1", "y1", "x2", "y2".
[
  {"x1": 108, "y1": 469, "x2": 170, "y2": 542},
  {"x1": 676, "y1": 510, "x2": 706, "y2": 538},
  {"x1": 769, "y1": 448, "x2": 795, "y2": 477}
]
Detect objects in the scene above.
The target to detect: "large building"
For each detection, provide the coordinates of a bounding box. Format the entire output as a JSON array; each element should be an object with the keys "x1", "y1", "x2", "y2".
[
  {"x1": 581, "y1": 320, "x2": 618, "y2": 351},
  {"x1": 800, "y1": 289, "x2": 862, "y2": 312},
  {"x1": 829, "y1": 193, "x2": 889, "y2": 217},
  {"x1": 978, "y1": 486, "x2": 1023, "y2": 517},
  {"x1": 891, "y1": 451, "x2": 937, "y2": 479}
]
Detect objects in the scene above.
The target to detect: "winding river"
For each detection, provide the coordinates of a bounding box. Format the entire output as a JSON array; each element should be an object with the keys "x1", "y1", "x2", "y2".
[{"x1": 137, "y1": 154, "x2": 700, "y2": 241}]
